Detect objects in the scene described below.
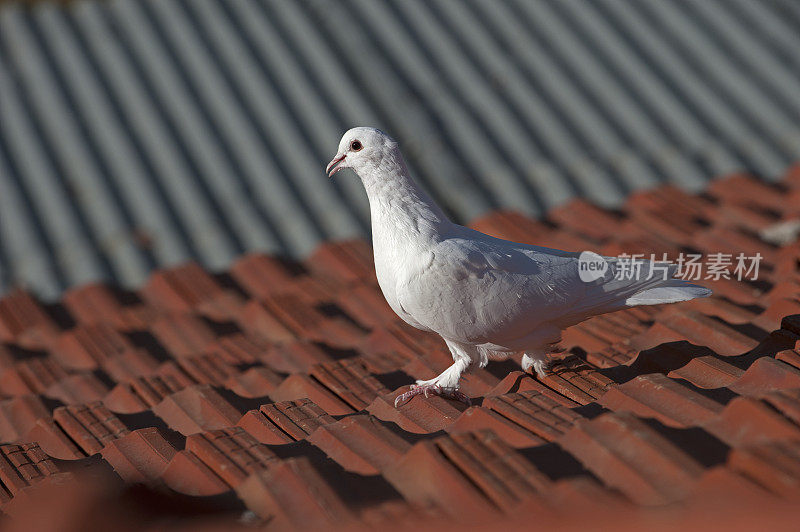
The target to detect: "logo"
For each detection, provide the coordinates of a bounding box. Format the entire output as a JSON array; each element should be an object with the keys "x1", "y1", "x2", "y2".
[{"x1": 578, "y1": 251, "x2": 609, "y2": 283}]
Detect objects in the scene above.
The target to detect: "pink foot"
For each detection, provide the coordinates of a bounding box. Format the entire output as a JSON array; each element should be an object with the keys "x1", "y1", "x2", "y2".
[{"x1": 393, "y1": 384, "x2": 472, "y2": 408}]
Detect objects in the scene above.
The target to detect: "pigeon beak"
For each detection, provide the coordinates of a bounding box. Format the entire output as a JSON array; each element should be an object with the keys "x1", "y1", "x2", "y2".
[{"x1": 326, "y1": 153, "x2": 346, "y2": 178}]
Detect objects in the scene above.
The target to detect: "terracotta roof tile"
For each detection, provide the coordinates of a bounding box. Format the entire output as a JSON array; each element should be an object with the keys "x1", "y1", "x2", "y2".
[
  {"x1": 383, "y1": 430, "x2": 550, "y2": 518},
  {"x1": 727, "y1": 441, "x2": 800, "y2": 498},
  {"x1": 449, "y1": 389, "x2": 582, "y2": 447},
  {"x1": 142, "y1": 262, "x2": 245, "y2": 321},
  {"x1": 270, "y1": 374, "x2": 359, "y2": 416},
  {"x1": 149, "y1": 314, "x2": 218, "y2": 358},
  {"x1": 0, "y1": 290, "x2": 60, "y2": 349},
  {"x1": 1, "y1": 358, "x2": 68, "y2": 396},
  {"x1": 103, "y1": 375, "x2": 186, "y2": 414},
  {"x1": 368, "y1": 389, "x2": 466, "y2": 434},
  {"x1": 486, "y1": 389, "x2": 583, "y2": 429},
  {"x1": 446, "y1": 406, "x2": 548, "y2": 448},
  {"x1": 160, "y1": 448, "x2": 230, "y2": 496},
  {"x1": 257, "y1": 340, "x2": 332, "y2": 374},
  {"x1": 0, "y1": 172, "x2": 798, "y2": 527},
  {"x1": 305, "y1": 414, "x2": 411, "y2": 475},
  {"x1": 171, "y1": 353, "x2": 240, "y2": 387},
  {"x1": 306, "y1": 240, "x2": 377, "y2": 285},
  {"x1": 256, "y1": 294, "x2": 365, "y2": 348},
  {"x1": 62, "y1": 284, "x2": 153, "y2": 330},
  {"x1": 308, "y1": 359, "x2": 391, "y2": 410},
  {"x1": 0, "y1": 443, "x2": 63, "y2": 503},
  {"x1": 45, "y1": 374, "x2": 109, "y2": 405},
  {"x1": 708, "y1": 396, "x2": 800, "y2": 447},
  {"x1": 152, "y1": 384, "x2": 242, "y2": 435},
  {"x1": 99, "y1": 427, "x2": 176, "y2": 484},
  {"x1": 559, "y1": 412, "x2": 705, "y2": 505},
  {"x1": 25, "y1": 417, "x2": 84, "y2": 460},
  {"x1": 237, "y1": 398, "x2": 335, "y2": 444},
  {"x1": 229, "y1": 254, "x2": 304, "y2": 300},
  {"x1": 223, "y1": 366, "x2": 283, "y2": 399},
  {"x1": 53, "y1": 323, "x2": 137, "y2": 371},
  {"x1": 235, "y1": 457, "x2": 354, "y2": 528},
  {"x1": 52, "y1": 402, "x2": 130, "y2": 455},
  {"x1": 0, "y1": 396, "x2": 50, "y2": 443},
  {"x1": 330, "y1": 284, "x2": 399, "y2": 329},
  {"x1": 183, "y1": 427, "x2": 277, "y2": 488},
  {"x1": 598, "y1": 373, "x2": 724, "y2": 428},
  {"x1": 538, "y1": 356, "x2": 617, "y2": 404},
  {"x1": 547, "y1": 199, "x2": 624, "y2": 242}
]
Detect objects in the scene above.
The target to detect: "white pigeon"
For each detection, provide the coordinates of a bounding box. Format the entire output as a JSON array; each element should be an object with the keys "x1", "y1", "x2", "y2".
[{"x1": 326, "y1": 127, "x2": 711, "y2": 407}]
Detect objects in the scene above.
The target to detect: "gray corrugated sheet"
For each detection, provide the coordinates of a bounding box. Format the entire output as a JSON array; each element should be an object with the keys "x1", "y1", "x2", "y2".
[{"x1": 0, "y1": 0, "x2": 798, "y2": 300}]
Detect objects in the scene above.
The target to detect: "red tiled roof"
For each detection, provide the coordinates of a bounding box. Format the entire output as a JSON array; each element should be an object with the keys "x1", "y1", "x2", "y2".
[{"x1": 0, "y1": 168, "x2": 800, "y2": 529}]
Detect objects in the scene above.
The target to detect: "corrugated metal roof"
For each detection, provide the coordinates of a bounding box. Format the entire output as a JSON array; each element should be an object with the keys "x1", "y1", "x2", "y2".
[{"x1": 0, "y1": 0, "x2": 798, "y2": 300}]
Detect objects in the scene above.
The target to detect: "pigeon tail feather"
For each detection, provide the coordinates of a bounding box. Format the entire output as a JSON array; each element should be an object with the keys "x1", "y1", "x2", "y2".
[
  {"x1": 620, "y1": 262, "x2": 712, "y2": 306},
  {"x1": 567, "y1": 261, "x2": 711, "y2": 320},
  {"x1": 626, "y1": 283, "x2": 712, "y2": 306},
  {"x1": 610, "y1": 261, "x2": 712, "y2": 309}
]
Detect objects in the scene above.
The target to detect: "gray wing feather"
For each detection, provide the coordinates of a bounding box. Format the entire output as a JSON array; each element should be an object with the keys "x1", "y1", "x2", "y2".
[{"x1": 397, "y1": 226, "x2": 709, "y2": 349}]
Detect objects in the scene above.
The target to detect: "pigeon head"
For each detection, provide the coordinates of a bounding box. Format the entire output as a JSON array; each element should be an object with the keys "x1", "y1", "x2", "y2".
[{"x1": 326, "y1": 127, "x2": 398, "y2": 178}]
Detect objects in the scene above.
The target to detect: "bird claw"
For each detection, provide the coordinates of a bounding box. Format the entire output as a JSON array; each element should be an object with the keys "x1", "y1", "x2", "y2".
[
  {"x1": 450, "y1": 389, "x2": 472, "y2": 406},
  {"x1": 531, "y1": 359, "x2": 556, "y2": 379},
  {"x1": 393, "y1": 384, "x2": 472, "y2": 408}
]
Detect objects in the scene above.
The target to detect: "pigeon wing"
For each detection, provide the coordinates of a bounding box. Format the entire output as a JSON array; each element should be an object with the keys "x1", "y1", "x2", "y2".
[
  {"x1": 396, "y1": 228, "x2": 709, "y2": 349},
  {"x1": 396, "y1": 233, "x2": 585, "y2": 346}
]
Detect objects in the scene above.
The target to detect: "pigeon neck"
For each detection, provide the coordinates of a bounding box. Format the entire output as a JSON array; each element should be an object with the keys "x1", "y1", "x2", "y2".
[{"x1": 359, "y1": 155, "x2": 450, "y2": 238}]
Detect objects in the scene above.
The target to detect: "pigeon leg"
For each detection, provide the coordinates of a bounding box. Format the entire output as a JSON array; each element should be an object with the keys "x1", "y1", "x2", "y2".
[
  {"x1": 522, "y1": 351, "x2": 555, "y2": 379},
  {"x1": 393, "y1": 384, "x2": 471, "y2": 407},
  {"x1": 394, "y1": 358, "x2": 471, "y2": 407}
]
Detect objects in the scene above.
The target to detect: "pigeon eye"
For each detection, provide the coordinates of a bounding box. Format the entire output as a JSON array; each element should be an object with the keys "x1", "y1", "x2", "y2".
[{"x1": 350, "y1": 140, "x2": 363, "y2": 151}]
